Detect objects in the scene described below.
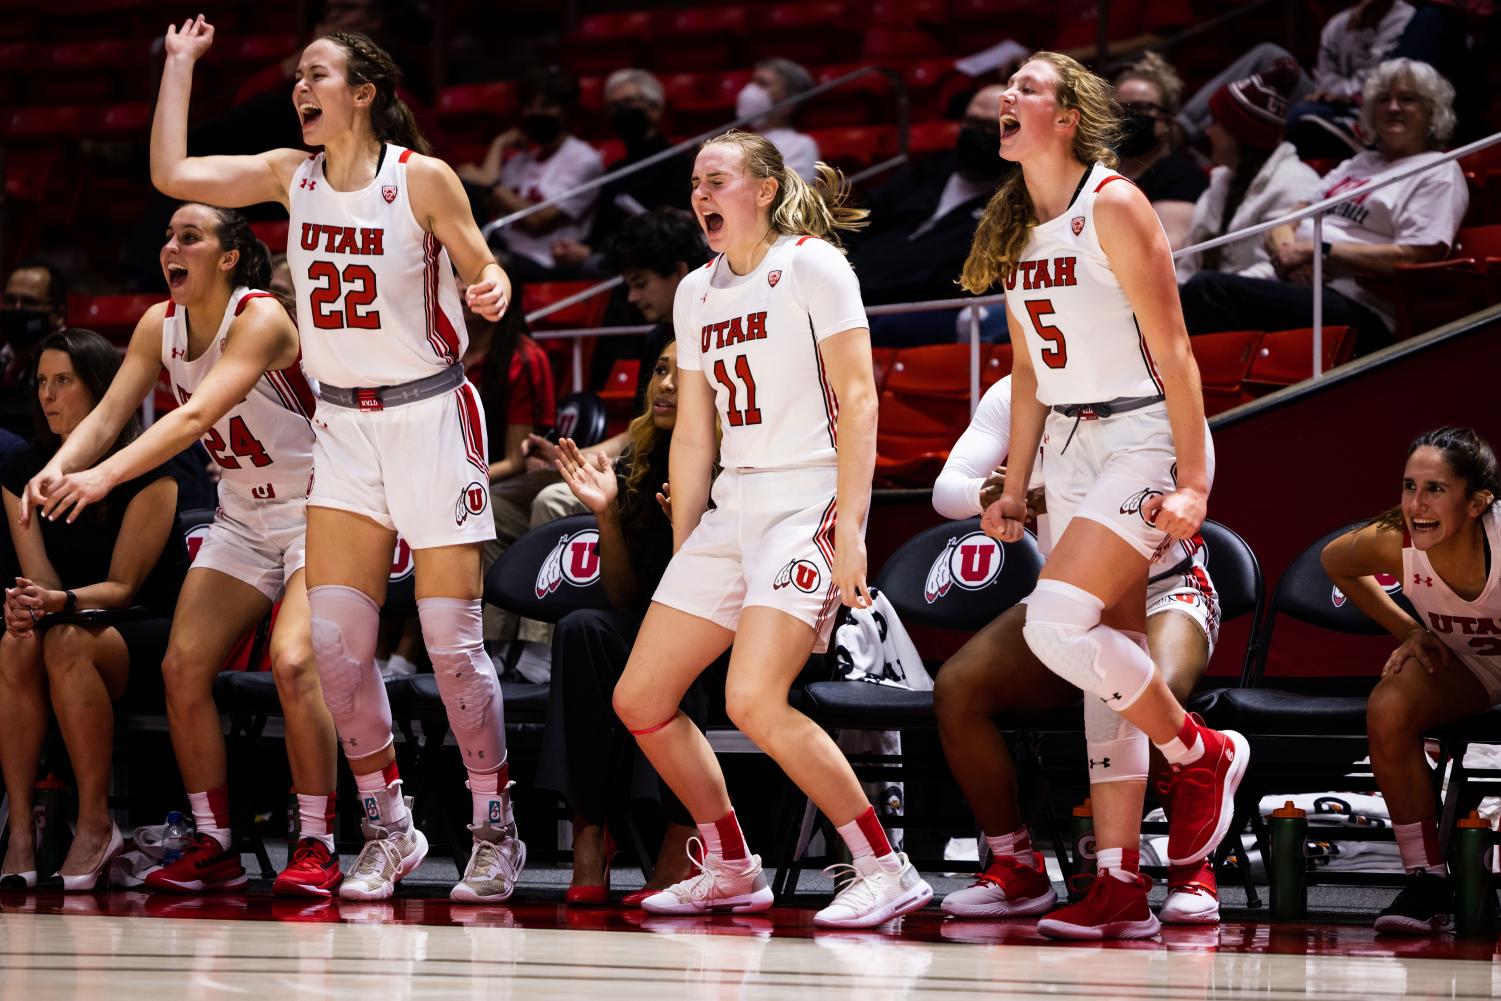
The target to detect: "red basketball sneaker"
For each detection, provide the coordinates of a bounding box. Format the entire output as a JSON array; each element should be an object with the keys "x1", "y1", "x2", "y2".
[
  {"x1": 1037, "y1": 872, "x2": 1160, "y2": 940},
  {"x1": 274, "y1": 839, "x2": 343, "y2": 898},
  {"x1": 144, "y1": 834, "x2": 248, "y2": 893},
  {"x1": 1163, "y1": 716, "x2": 1249, "y2": 866},
  {"x1": 941, "y1": 852, "x2": 1058, "y2": 918}
]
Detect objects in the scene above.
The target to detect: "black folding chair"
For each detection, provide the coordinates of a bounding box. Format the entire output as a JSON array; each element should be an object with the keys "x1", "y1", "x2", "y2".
[{"x1": 552, "y1": 392, "x2": 609, "y2": 449}]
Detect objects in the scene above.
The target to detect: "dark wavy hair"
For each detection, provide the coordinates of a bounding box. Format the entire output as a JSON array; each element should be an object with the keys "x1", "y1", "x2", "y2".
[
  {"x1": 183, "y1": 204, "x2": 273, "y2": 292},
  {"x1": 324, "y1": 31, "x2": 431, "y2": 155},
  {"x1": 31, "y1": 328, "x2": 141, "y2": 459},
  {"x1": 1373, "y1": 426, "x2": 1499, "y2": 531},
  {"x1": 602, "y1": 207, "x2": 708, "y2": 278}
]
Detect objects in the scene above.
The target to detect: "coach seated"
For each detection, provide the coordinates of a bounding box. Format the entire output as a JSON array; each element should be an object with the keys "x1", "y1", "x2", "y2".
[
  {"x1": 1180, "y1": 59, "x2": 1468, "y2": 354},
  {"x1": 0, "y1": 329, "x2": 188, "y2": 891}
]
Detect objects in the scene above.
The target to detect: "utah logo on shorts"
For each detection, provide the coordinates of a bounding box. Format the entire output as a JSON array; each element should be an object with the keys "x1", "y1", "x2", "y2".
[
  {"x1": 773, "y1": 558, "x2": 822, "y2": 594},
  {"x1": 1119, "y1": 487, "x2": 1164, "y2": 525},
  {"x1": 925, "y1": 531, "x2": 1004, "y2": 603},
  {"x1": 536, "y1": 529, "x2": 602, "y2": 598},
  {"x1": 454, "y1": 481, "x2": 488, "y2": 526},
  {"x1": 1332, "y1": 572, "x2": 1401, "y2": 607}
]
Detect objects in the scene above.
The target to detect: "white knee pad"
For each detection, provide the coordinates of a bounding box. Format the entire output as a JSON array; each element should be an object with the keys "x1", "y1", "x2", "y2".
[
  {"x1": 1084, "y1": 696, "x2": 1149, "y2": 784},
  {"x1": 418, "y1": 597, "x2": 506, "y2": 772},
  {"x1": 1022, "y1": 579, "x2": 1154, "y2": 708},
  {"x1": 308, "y1": 584, "x2": 392, "y2": 761}
]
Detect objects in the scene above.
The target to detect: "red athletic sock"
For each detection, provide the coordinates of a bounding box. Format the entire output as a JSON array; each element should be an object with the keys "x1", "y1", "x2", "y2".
[
  {"x1": 837, "y1": 806, "x2": 894, "y2": 860},
  {"x1": 697, "y1": 809, "x2": 749, "y2": 861}
]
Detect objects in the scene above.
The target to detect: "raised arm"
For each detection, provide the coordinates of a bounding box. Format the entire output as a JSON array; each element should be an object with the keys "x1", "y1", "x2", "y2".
[
  {"x1": 20, "y1": 305, "x2": 167, "y2": 525},
  {"x1": 150, "y1": 15, "x2": 302, "y2": 209},
  {"x1": 407, "y1": 154, "x2": 513, "y2": 322},
  {"x1": 1096, "y1": 180, "x2": 1208, "y2": 538},
  {"x1": 40, "y1": 299, "x2": 299, "y2": 523},
  {"x1": 821, "y1": 326, "x2": 879, "y2": 609}
]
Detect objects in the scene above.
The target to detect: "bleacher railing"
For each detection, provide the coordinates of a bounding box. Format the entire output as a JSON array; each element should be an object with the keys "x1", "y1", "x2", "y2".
[{"x1": 529, "y1": 127, "x2": 1501, "y2": 415}]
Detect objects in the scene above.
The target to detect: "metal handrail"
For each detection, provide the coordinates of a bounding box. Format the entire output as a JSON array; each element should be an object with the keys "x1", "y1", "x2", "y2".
[{"x1": 482, "y1": 64, "x2": 909, "y2": 241}]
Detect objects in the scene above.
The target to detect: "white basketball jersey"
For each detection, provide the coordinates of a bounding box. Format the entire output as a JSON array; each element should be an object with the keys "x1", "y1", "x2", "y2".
[
  {"x1": 1003, "y1": 162, "x2": 1165, "y2": 406},
  {"x1": 162, "y1": 287, "x2": 316, "y2": 499},
  {"x1": 674, "y1": 234, "x2": 868, "y2": 471},
  {"x1": 286, "y1": 144, "x2": 467, "y2": 389},
  {"x1": 1402, "y1": 507, "x2": 1501, "y2": 681}
]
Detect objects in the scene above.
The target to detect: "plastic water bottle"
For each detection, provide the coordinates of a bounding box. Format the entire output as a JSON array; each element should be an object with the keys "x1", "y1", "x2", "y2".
[
  {"x1": 1069, "y1": 798, "x2": 1095, "y2": 899},
  {"x1": 161, "y1": 810, "x2": 193, "y2": 865},
  {"x1": 1268, "y1": 800, "x2": 1308, "y2": 920},
  {"x1": 1454, "y1": 810, "x2": 1495, "y2": 936}
]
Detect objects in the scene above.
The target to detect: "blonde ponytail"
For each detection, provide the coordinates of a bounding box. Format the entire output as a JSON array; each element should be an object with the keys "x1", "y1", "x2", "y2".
[
  {"x1": 703, "y1": 130, "x2": 868, "y2": 252},
  {"x1": 959, "y1": 51, "x2": 1122, "y2": 292}
]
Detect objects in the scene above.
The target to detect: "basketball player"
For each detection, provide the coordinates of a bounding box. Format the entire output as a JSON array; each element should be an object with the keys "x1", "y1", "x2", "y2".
[
  {"x1": 931, "y1": 373, "x2": 1224, "y2": 925},
  {"x1": 612, "y1": 130, "x2": 934, "y2": 928},
  {"x1": 957, "y1": 52, "x2": 1246, "y2": 939},
  {"x1": 149, "y1": 16, "x2": 522, "y2": 902},
  {"x1": 1322, "y1": 427, "x2": 1501, "y2": 935},
  {"x1": 21, "y1": 204, "x2": 338, "y2": 897}
]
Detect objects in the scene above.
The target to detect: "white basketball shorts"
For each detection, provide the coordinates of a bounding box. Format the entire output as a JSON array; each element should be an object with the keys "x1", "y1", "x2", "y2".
[
  {"x1": 308, "y1": 381, "x2": 496, "y2": 550},
  {"x1": 652, "y1": 466, "x2": 847, "y2": 653},
  {"x1": 192, "y1": 486, "x2": 308, "y2": 602},
  {"x1": 1041, "y1": 404, "x2": 1216, "y2": 563},
  {"x1": 1146, "y1": 550, "x2": 1221, "y2": 656}
]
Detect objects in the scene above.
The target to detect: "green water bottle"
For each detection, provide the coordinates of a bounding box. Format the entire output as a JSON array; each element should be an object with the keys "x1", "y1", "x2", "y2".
[
  {"x1": 1269, "y1": 800, "x2": 1308, "y2": 919},
  {"x1": 1069, "y1": 798, "x2": 1095, "y2": 899},
  {"x1": 1454, "y1": 810, "x2": 1495, "y2": 936}
]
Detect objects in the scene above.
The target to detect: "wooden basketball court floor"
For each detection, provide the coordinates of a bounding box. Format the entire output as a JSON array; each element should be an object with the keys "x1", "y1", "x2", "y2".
[{"x1": 3, "y1": 891, "x2": 1498, "y2": 1000}]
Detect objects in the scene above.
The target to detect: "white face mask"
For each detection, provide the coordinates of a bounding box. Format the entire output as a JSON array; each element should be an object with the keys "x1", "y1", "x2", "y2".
[{"x1": 735, "y1": 82, "x2": 774, "y2": 124}]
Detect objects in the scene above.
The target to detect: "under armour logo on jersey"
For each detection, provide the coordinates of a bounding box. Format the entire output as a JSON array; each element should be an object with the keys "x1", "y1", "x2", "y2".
[
  {"x1": 170, "y1": 347, "x2": 185, "y2": 358},
  {"x1": 1101, "y1": 692, "x2": 1123, "y2": 703},
  {"x1": 1414, "y1": 573, "x2": 1433, "y2": 588},
  {"x1": 300, "y1": 177, "x2": 317, "y2": 190},
  {"x1": 1089, "y1": 757, "x2": 1111, "y2": 769}
]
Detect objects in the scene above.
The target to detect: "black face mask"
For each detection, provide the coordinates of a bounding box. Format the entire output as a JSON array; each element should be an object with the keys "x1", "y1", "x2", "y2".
[
  {"x1": 1115, "y1": 112, "x2": 1160, "y2": 158},
  {"x1": 521, "y1": 113, "x2": 564, "y2": 147},
  {"x1": 609, "y1": 106, "x2": 653, "y2": 147},
  {"x1": 954, "y1": 126, "x2": 1007, "y2": 181},
  {"x1": 1, "y1": 308, "x2": 50, "y2": 349}
]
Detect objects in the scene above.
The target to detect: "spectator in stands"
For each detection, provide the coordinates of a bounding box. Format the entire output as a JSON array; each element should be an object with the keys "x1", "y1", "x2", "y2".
[
  {"x1": 537, "y1": 341, "x2": 711, "y2": 905},
  {"x1": 1286, "y1": 0, "x2": 1416, "y2": 160},
  {"x1": 1, "y1": 263, "x2": 68, "y2": 437},
  {"x1": 737, "y1": 58, "x2": 821, "y2": 182},
  {"x1": 462, "y1": 65, "x2": 604, "y2": 282},
  {"x1": 0, "y1": 329, "x2": 189, "y2": 891},
  {"x1": 465, "y1": 293, "x2": 557, "y2": 678},
  {"x1": 1177, "y1": 44, "x2": 1314, "y2": 143},
  {"x1": 1321, "y1": 426, "x2": 1501, "y2": 935},
  {"x1": 268, "y1": 253, "x2": 294, "y2": 302},
  {"x1": 1180, "y1": 59, "x2": 1468, "y2": 352},
  {"x1": 1112, "y1": 53, "x2": 1207, "y2": 250},
  {"x1": 1176, "y1": 62, "x2": 1321, "y2": 283},
  {"x1": 851, "y1": 84, "x2": 1008, "y2": 311},
  {"x1": 551, "y1": 70, "x2": 695, "y2": 275}
]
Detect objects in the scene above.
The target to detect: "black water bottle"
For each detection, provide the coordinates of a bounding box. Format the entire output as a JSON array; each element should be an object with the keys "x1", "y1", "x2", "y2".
[
  {"x1": 1454, "y1": 810, "x2": 1495, "y2": 936},
  {"x1": 1069, "y1": 798, "x2": 1095, "y2": 899},
  {"x1": 1268, "y1": 800, "x2": 1308, "y2": 919}
]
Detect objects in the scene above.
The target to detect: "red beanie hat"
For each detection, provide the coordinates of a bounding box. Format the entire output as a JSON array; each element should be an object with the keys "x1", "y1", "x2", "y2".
[{"x1": 1208, "y1": 58, "x2": 1301, "y2": 151}]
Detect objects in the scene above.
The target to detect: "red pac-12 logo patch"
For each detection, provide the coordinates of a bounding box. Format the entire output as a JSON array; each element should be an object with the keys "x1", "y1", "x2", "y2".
[
  {"x1": 1071, "y1": 216, "x2": 1085, "y2": 236},
  {"x1": 381, "y1": 184, "x2": 398, "y2": 204},
  {"x1": 767, "y1": 269, "x2": 782, "y2": 288}
]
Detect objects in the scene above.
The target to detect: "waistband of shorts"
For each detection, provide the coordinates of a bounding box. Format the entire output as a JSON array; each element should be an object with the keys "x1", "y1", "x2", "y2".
[
  {"x1": 219, "y1": 478, "x2": 310, "y2": 502},
  {"x1": 318, "y1": 363, "x2": 465, "y2": 412},
  {"x1": 1050, "y1": 394, "x2": 1165, "y2": 420}
]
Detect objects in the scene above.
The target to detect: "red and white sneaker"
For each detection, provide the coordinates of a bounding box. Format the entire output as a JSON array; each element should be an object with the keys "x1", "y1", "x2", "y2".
[
  {"x1": 941, "y1": 852, "x2": 1058, "y2": 919},
  {"x1": 143, "y1": 834, "x2": 248, "y2": 893},
  {"x1": 1163, "y1": 716, "x2": 1249, "y2": 866},
  {"x1": 639, "y1": 840, "x2": 774, "y2": 915},
  {"x1": 274, "y1": 839, "x2": 343, "y2": 898},
  {"x1": 1037, "y1": 872, "x2": 1160, "y2": 940},
  {"x1": 1159, "y1": 859, "x2": 1220, "y2": 924}
]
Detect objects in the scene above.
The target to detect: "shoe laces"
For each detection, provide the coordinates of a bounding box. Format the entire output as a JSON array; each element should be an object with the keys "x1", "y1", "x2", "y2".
[
  {"x1": 663, "y1": 838, "x2": 733, "y2": 904},
  {"x1": 350, "y1": 833, "x2": 404, "y2": 882},
  {"x1": 821, "y1": 856, "x2": 888, "y2": 911},
  {"x1": 289, "y1": 840, "x2": 329, "y2": 866}
]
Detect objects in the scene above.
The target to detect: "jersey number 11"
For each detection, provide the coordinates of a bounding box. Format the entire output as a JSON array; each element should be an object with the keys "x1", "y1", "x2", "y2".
[{"x1": 713, "y1": 354, "x2": 763, "y2": 427}]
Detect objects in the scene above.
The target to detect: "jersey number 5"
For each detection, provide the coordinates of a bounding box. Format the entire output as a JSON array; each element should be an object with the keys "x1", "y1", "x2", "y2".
[
  {"x1": 1024, "y1": 299, "x2": 1069, "y2": 369},
  {"x1": 205, "y1": 415, "x2": 272, "y2": 469},
  {"x1": 713, "y1": 355, "x2": 763, "y2": 427},
  {"x1": 307, "y1": 262, "x2": 381, "y2": 330}
]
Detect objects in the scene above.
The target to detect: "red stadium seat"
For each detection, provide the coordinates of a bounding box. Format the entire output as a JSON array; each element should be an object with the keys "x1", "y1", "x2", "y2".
[
  {"x1": 907, "y1": 120, "x2": 962, "y2": 157},
  {"x1": 522, "y1": 281, "x2": 610, "y2": 331},
  {"x1": 747, "y1": 2, "x2": 857, "y2": 66},
  {"x1": 88, "y1": 102, "x2": 151, "y2": 137},
  {"x1": 807, "y1": 126, "x2": 897, "y2": 170},
  {"x1": 593, "y1": 139, "x2": 627, "y2": 169},
  {"x1": 1458, "y1": 145, "x2": 1501, "y2": 175},
  {"x1": 870, "y1": 346, "x2": 897, "y2": 394},
  {"x1": 3, "y1": 105, "x2": 86, "y2": 143},
  {"x1": 217, "y1": 33, "x2": 298, "y2": 67},
  {"x1": 1391, "y1": 258, "x2": 1492, "y2": 341},
  {"x1": 1455, "y1": 225, "x2": 1501, "y2": 259},
  {"x1": 250, "y1": 220, "x2": 290, "y2": 255},
  {"x1": 68, "y1": 293, "x2": 161, "y2": 341},
  {"x1": 597, "y1": 359, "x2": 640, "y2": 402},
  {"x1": 436, "y1": 82, "x2": 519, "y2": 145},
  {"x1": 1243, "y1": 325, "x2": 1354, "y2": 393},
  {"x1": 562, "y1": 11, "x2": 652, "y2": 75},
  {"x1": 875, "y1": 343, "x2": 981, "y2": 483},
  {"x1": 981, "y1": 343, "x2": 1013, "y2": 389},
  {"x1": 1190, "y1": 329, "x2": 1263, "y2": 414},
  {"x1": 801, "y1": 63, "x2": 892, "y2": 128},
  {"x1": 655, "y1": 8, "x2": 748, "y2": 72}
]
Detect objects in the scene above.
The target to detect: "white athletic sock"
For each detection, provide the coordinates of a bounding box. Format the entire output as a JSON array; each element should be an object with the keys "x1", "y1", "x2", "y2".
[
  {"x1": 188, "y1": 787, "x2": 232, "y2": 850},
  {"x1": 354, "y1": 762, "x2": 409, "y2": 830},
  {"x1": 296, "y1": 793, "x2": 337, "y2": 851},
  {"x1": 984, "y1": 827, "x2": 1034, "y2": 861}
]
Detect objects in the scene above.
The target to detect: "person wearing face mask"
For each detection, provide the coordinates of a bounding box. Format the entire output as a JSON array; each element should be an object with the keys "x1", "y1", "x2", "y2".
[
  {"x1": 850, "y1": 84, "x2": 1009, "y2": 314},
  {"x1": 736, "y1": 58, "x2": 821, "y2": 182},
  {"x1": 1, "y1": 263, "x2": 69, "y2": 436},
  {"x1": 1111, "y1": 53, "x2": 1206, "y2": 251},
  {"x1": 466, "y1": 64, "x2": 604, "y2": 282},
  {"x1": 551, "y1": 70, "x2": 696, "y2": 275}
]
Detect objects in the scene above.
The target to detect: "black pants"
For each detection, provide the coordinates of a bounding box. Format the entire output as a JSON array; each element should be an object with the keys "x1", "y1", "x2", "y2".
[
  {"x1": 535, "y1": 607, "x2": 722, "y2": 827},
  {"x1": 1179, "y1": 271, "x2": 1392, "y2": 354}
]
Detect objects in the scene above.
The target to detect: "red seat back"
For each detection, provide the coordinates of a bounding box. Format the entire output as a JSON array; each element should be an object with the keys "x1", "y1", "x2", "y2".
[{"x1": 1244, "y1": 326, "x2": 1354, "y2": 389}]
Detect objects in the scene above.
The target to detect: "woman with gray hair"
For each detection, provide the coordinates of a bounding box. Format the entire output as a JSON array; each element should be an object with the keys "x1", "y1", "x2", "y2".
[
  {"x1": 1180, "y1": 58, "x2": 1468, "y2": 353},
  {"x1": 736, "y1": 58, "x2": 821, "y2": 181}
]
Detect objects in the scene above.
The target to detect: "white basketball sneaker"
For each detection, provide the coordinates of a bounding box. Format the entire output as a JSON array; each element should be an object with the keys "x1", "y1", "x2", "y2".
[
  {"x1": 339, "y1": 819, "x2": 428, "y2": 901},
  {"x1": 451, "y1": 822, "x2": 527, "y2": 904},
  {"x1": 940, "y1": 852, "x2": 1058, "y2": 918},
  {"x1": 814, "y1": 852, "x2": 934, "y2": 928},
  {"x1": 639, "y1": 839, "x2": 775, "y2": 915},
  {"x1": 1158, "y1": 860, "x2": 1221, "y2": 924}
]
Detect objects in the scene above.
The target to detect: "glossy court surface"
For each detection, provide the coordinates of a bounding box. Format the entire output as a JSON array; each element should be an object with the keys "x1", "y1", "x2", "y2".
[{"x1": 3, "y1": 891, "x2": 1499, "y2": 1000}]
